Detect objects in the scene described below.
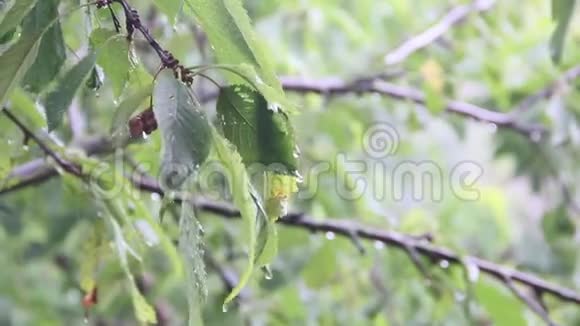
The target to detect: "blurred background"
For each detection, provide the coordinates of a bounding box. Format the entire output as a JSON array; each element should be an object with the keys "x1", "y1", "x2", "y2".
[{"x1": 0, "y1": 0, "x2": 580, "y2": 325}]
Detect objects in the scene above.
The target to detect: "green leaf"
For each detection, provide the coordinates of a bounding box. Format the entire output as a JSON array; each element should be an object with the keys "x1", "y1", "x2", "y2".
[
  {"x1": 43, "y1": 53, "x2": 96, "y2": 131},
  {"x1": 216, "y1": 84, "x2": 298, "y2": 174},
  {"x1": 179, "y1": 201, "x2": 206, "y2": 326},
  {"x1": 550, "y1": 0, "x2": 577, "y2": 63},
  {"x1": 210, "y1": 126, "x2": 258, "y2": 307},
  {"x1": 79, "y1": 219, "x2": 106, "y2": 294},
  {"x1": 0, "y1": 0, "x2": 38, "y2": 37},
  {"x1": 86, "y1": 157, "x2": 183, "y2": 324},
  {"x1": 9, "y1": 88, "x2": 45, "y2": 129},
  {"x1": 0, "y1": 30, "x2": 41, "y2": 106},
  {"x1": 154, "y1": 0, "x2": 184, "y2": 25},
  {"x1": 184, "y1": 0, "x2": 290, "y2": 111},
  {"x1": 152, "y1": 69, "x2": 212, "y2": 190},
  {"x1": 475, "y1": 278, "x2": 526, "y2": 326},
  {"x1": 21, "y1": 0, "x2": 66, "y2": 93},
  {"x1": 90, "y1": 28, "x2": 136, "y2": 98},
  {"x1": 108, "y1": 216, "x2": 157, "y2": 324}
]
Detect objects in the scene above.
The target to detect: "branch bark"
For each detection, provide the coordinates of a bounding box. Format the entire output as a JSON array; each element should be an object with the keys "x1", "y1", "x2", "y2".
[{"x1": 279, "y1": 76, "x2": 544, "y2": 137}]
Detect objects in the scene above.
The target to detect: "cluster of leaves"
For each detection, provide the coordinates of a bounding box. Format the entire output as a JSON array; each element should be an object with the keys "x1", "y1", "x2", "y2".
[
  {"x1": 0, "y1": 0, "x2": 299, "y2": 324},
  {"x1": 0, "y1": 0, "x2": 580, "y2": 325}
]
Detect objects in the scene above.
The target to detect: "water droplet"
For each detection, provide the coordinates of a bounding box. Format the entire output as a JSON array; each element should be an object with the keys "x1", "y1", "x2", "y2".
[
  {"x1": 466, "y1": 262, "x2": 480, "y2": 283},
  {"x1": 264, "y1": 270, "x2": 273, "y2": 280},
  {"x1": 142, "y1": 132, "x2": 148, "y2": 139},
  {"x1": 531, "y1": 131, "x2": 542, "y2": 142},
  {"x1": 325, "y1": 231, "x2": 335, "y2": 240},
  {"x1": 374, "y1": 241, "x2": 385, "y2": 250},
  {"x1": 83, "y1": 317, "x2": 89, "y2": 324},
  {"x1": 488, "y1": 123, "x2": 497, "y2": 133},
  {"x1": 7, "y1": 139, "x2": 13, "y2": 145},
  {"x1": 127, "y1": 202, "x2": 136, "y2": 213},
  {"x1": 22, "y1": 145, "x2": 29, "y2": 151},
  {"x1": 222, "y1": 304, "x2": 228, "y2": 313},
  {"x1": 439, "y1": 260, "x2": 449, "y2": 269},
  {"x1": 113, "y1": 100, "x2": 119, "y2": 106},
  {"x1": 294, "y1": 172, "x2": 304, "y2": 183},
  {"x1": 454, "y1": 291, "x2": 466, "y2": 302}
]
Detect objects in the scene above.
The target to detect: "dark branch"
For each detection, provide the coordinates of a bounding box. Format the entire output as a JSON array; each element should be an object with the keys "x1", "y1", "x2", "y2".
[
  {"x1": 0, "y1": 136, "x2": 111, "y2": 195},
  {"x1": 2, "y1": 109, "x2": 84, "y2": 178},
  {"x1": 97, "y1": 0, "x2": 192, "y2": 83},
  {"x1": 133, "y1": 175, "x2": 580, "y2": 306},
  {"x1": 3, "y1": 153, "x2": 580, "y2": 308},
  {"x1": 279, "y1": 76, "x2": 545, "y2": 137},
  {"x1": 504, "y1": 278, "x2": 557, "y2": 326}
]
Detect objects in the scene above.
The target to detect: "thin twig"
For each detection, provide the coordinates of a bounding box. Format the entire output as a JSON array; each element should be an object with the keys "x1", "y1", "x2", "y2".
[
  {"x1": 384, "y1": 0, "x2": 496, "y2": 65},
  {"x1": 512, "y1": 65, "x2": 580, "y2": 114},
  {"x1": 2, "y1": 109, "x2": 84, "y2": 178},
  {"x1": 504, "y1": 276, "x2": 557, "y2": 326},
  {"x1": 97, "y1": 0, "x2": 192, "y2": 83},
  {"x1": 2, "y1": 155, "x2": 579, "y2": 308}
]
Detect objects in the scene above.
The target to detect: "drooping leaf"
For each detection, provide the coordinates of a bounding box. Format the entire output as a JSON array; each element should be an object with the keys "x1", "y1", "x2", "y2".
[
  {"x1": 0, "y1": 30, "x2": 41, "y2": 105},
  {"x1": 9, "y1": 88, "x2": 45, "y2": 129},
  {"x1": 216, "y1": 84, "x2": 298, "y2": 174},
  {"x1": 21, "y1": 0, "x2": 66, "y2": 93},
  {"x1": 210, "y1": 126, "x2": 258, "y2": 307},
  {"x1": 84, "y1": 156, "x2": 184, "y2": 324},
  {"x1": 90, "y1": 28, "x2": 136, "y2": 98},
  {"x1": 152, "y1": 69, "x2": 211, "y2": 190},
  {"x1": 43, "y1": 53, "x2": 96, "y2": 131},
  {"x1": 0, "y1": 0, "x2": 38, "y2": 38},
  {"x1": 79, "y1": 218, "x2": 106, "y2": 294},
  {"x1": 179, "y1": 201, "x2": 206, "y2": 326},
  {"x1": 184, "y1": 0, "x2": 292, "y2": 112},
  {"x1": 107, "y1": 215, "x2": 157, "y2": 324},
  {"x1": 550, "y1": 0, "x2": 577, "y2": 63}
]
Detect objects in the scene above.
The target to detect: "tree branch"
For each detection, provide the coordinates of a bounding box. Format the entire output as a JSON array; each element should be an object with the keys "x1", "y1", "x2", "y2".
[
  {"x1": 97, "y1": 0, "x2": 192, "y2": 83},
  {"x1": 279, "y1": 76, "x2": 545, "y2": 137},
  {"x1": 504, "y1": 277, "x2": 557, "y2": 326},
  {"x1": 3, "y1": 153, "x2": 580, "y2": 308},
  {"x1": 384, "y1": 0, "x2": 496, "y2": 65},
  {"x1": 134, "y1": 175, "x2": 580, "y2": 307},
  {"x1": 2, "y1": 109, "x2": 84, "y2": 178}
]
